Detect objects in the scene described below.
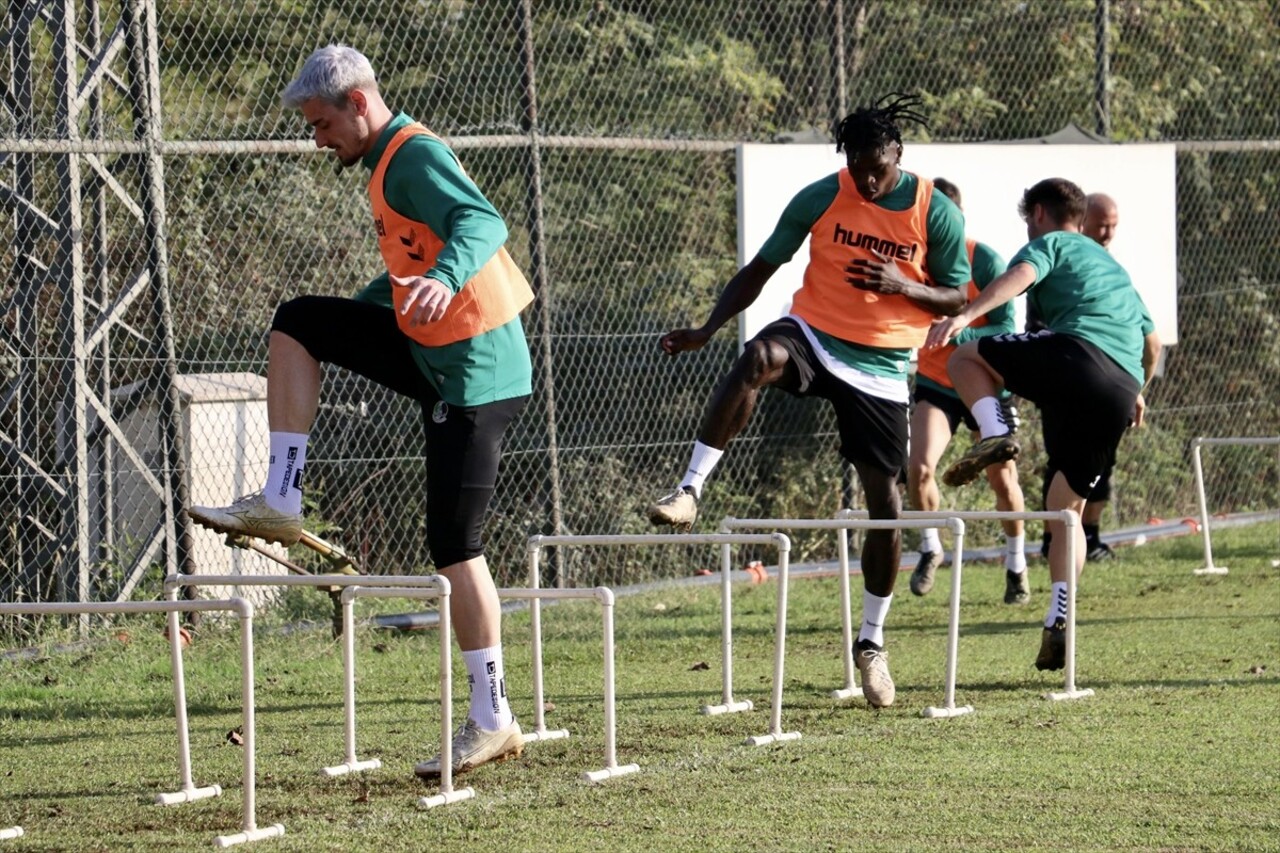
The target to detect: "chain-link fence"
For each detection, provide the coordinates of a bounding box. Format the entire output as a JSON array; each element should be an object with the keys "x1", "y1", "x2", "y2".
[{"x1": 2, "y1": 0, "x2": 1277, "y2": 614}]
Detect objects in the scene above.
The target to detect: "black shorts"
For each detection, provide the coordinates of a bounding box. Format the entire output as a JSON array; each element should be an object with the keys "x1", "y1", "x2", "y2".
[
  {"x1": 978, "y1": 330, "x2": 1138, "y2": 498},
  {"x1": 755, "y1": 319, "x2": 908, "y2": 477},
  {"x1": 912, "y1": 383, "x2": 1020, "y2": 437},
  {"x1": 1044, "y1": 461, "x2": 1112, "y2": 502},
  {"x1": 272, "y1": 295, "x2": 528, "y2": 567}
]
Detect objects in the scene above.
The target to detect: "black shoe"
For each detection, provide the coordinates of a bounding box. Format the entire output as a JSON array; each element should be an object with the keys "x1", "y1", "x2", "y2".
[
  {"x1": 1004, "y1": 569, "x2": 1030, "y2": 605},
  {"x1": 1035, "y1": 619, "x2": 1066, "y2": 671},
  {"x1": 942, "y1": 435, "x2": 1020, "y2": 487},
  {"x1": 1086, "y1": 541, "x2": 1115, "y2": 562},
  {"x1": 909, "y1": 550, "x2": 942, "y2": 596}
]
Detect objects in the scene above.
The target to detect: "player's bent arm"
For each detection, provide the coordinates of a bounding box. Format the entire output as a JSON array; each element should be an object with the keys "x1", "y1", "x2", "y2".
[
  {"x1": 699, "y1": 254, "x2": 780, "y2": 336},
  {"x1": 923, "y1": 262, "x2": 1036, "y2": 350},
  {"x1": 1141, "y1": 329, "x2": 1162, "y2": 390},
  {"x1": 902, "y1": 280, "x2": 965, "y2": 316},
  {"x1": 661, "y1": 255, "x2": 779, "y2": 355},
  {"x1": 958, "y1": 262, "x2": 1037, "y2": 327}
]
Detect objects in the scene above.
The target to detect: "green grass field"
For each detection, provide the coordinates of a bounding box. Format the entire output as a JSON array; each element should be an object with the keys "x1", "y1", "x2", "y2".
[{"x1": 2, "y1": 524, "x2": 1278, "y2": 852}]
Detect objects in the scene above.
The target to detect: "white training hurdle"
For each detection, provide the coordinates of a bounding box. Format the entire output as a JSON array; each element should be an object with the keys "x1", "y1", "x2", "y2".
[
  {"x1": 721, "y1": 515, "x2": 970, "y2": 717},
  {"x1": 500, "y1": 586, "x2": 636, "y2": 783},
  {"x1": 0, "y1": 598, "x2": 284, "y2": 849},
  {"x1": 340, "y1": 584, "x2": 635, "y2": 789},
  {"x1": 837, "y1": 509, "x2": 1090, "y2": 703},
  {"x1": 527, "y1": 533, "x2": 798, "y2": 746},
  {"x1": 334, "y1": 586, "x2": 471, "y2": 808},
  {"x1": 168, "y1": 573, "x2": 634, "y2": 787},
  {"x1": 1190, "y1": 436, "x2": 1280, "y2": 575},
  {"x1": 164, "y1": 573, "x2": 464, "y2": 803}
]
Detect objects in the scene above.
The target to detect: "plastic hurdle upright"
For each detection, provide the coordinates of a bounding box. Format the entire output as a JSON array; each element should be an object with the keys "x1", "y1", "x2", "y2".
[
  {"x1": 165, "y1": 573, "x2": 464, "y2": 805},
  {"x1": 0, "y1": 599, "x2": 283, "y2": 849},
  {"x1": 1190, "y1": 435, "x2": 1280, "y2": 575},
  {"x1": 527, "y1": 533, "x2": 796, "y2": 747},
  {"x1": 837, "y1": 508, "x2": 1090, "y2": 704}
]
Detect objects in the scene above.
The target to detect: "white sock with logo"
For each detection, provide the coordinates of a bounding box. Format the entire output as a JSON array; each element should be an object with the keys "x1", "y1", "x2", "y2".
[
  {"x1": 919, "y1": 526, "x2": 942, "y2": 555},
  {"x1": 858, "y1": 590, "x2": 893, "y2": 648},
  {"x1": 264, "y1": 432, "x2": 307, "y2": 514},
  {"x1": 462, "y1": 646, "x2": 513, "y2": 731},
  {"x1": 1005, "y1": 533, "x2": 1027, "y2": 572},
  {"x1": 1045, "y1": 581, "x2": 1069, "y2": 627},
  {"x1": 679, "y1": 441, "x2": 724, "y2": 498},
  {"x1": 971, "y1": 397, "x2": 1010, "y2": 440}
]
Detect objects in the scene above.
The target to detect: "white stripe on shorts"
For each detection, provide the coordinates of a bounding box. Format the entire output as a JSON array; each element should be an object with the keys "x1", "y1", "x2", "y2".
[{"x1": 786, "y1": 314, "x2": 911, "y2": 404}]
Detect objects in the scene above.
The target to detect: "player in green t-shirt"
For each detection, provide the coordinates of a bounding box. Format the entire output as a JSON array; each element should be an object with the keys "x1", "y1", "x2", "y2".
[
  {"x1": 1039, "y1": 193, "x2": 1123, "y2": 563},
  {"x1": 188, "y1": 45, "x2": 529, "y2": 779},
  {"x1": 924, "y1": 178, "x2": 1161, "y2": 672}
]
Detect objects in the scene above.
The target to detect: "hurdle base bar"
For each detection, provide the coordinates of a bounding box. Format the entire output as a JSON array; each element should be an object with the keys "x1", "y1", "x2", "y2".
[
  {"x1": 154, "y1": 783, "x2": 222, "y2": 805},
  {"x1": 744, "y1": 730, "x2": 801, "y2": 747},
  {"x1": 582, "y1": 763, "x2": 641, "y2": 783},
  {"x1": 1045, "y1": 686, "x2": 1095, "y2": 702},
  {"x1": 0, "y1": 827, "x2": 23, "y2": 841},
  {"x1": 921, "y1": 704, "x2": 975, "y2": 719},
  {"x1": 319, "y1": 758, "x2": 382, "y2": 777},
  {"x1": 418, "y1": 787, "x2": 477, "y2": 809},
  {"x1": 830, "y1": 685, "x2": 863, "y2": 700},
  {"x1": 1194, "y1": 566, "x2": 1229, "y2": 575},
  {"x1": 521, "y1": 727, "x2": 570, "y2": 742},
  {"x1": 699, "y1": 698, "x2": 753, "y2": 716},
  {"x1": 213, "y1": 823, "x2": 285, "y2": 848}
]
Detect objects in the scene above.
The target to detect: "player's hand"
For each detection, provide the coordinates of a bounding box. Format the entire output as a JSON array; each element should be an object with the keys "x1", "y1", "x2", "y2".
[
  {"x1": 390, "y1": 273, "x2": 453, "y2": 326},
  {"x1": 659, "y1": 327, "x2": 712, "y2": 356},
  {"x1": 923, "y1": 315, "x2": 970, "y2": 350},
  {"x1": 1131, "y1": 393, "x2": 1147, "y2": 429},
  {"x1": 846, "y1": 249, "x2": 911, "y2": 295}
]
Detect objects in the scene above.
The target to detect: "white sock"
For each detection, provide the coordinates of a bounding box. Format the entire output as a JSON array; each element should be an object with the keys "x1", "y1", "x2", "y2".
[
  {"x1": 1005, "y1": 533, "x2": 1027, "y2": 572},
  {"x1": 461, "y1": 646, "x2": 513, "y2": 731},
  {"x1": 857, "y1": 590, "x2": 893, "y2": 647},
  {"x1": 971, "y1": 397, "x2": 1011, "y2": 440},
  {"x1": 264, "y1": 431, "x2": 307, "y2": 514},
  {"x1": 1045, "y1": 581, "x2": 1068, "y2": 627},
  {"x1": 919, "y1": 527, "x2": 942, "y2": 555},
  {"x1": 678, "y1": 441, "x2": 724, "y2": 498}
]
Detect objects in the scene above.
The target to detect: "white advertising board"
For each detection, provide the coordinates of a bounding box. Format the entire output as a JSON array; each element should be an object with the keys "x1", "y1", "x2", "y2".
[{"x1": 737, "y1": 142, "x2": 1178, "y2": 346}]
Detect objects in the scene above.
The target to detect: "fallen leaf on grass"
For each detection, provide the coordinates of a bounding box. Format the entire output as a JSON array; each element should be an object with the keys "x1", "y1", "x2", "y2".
[
  {"x1": 543, "y1": 701, "x2": 556, "y2": 713},
  {"x1": 373, "y1": 643, "x2": 388, "y2": 653},
  {"x1": 1247, "y1": 665, "x2": 1267, "y2": 675},
  {"x1": 226, "y1": 728, "x2": 244, "y2": 746},
  {"x1": 689, "y1": 661, "x2": 710, "y2": 671}
]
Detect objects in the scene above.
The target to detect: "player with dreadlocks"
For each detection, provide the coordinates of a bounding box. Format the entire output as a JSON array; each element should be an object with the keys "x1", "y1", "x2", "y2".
[{"x1": 646, "y1": 93, "x2": 971, "y2": 708}]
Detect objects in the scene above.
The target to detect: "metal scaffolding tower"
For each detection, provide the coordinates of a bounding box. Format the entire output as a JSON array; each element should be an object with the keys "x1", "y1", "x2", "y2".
[{"x1": 1, "y1": 0, "x2": 192, "y2": 617}]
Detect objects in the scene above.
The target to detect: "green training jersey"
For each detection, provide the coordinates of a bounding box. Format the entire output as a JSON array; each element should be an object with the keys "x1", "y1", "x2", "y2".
[
  {"x1": 758, "y1": 170, "x2": 969, "y2": 381},
  {"x1": 1011, "y1": 231, "x2": 1154, "y2": 385},
  {"x1": 355, "y1": 113, "x2": 532, "y2": 406},
  {"x1": 915, "y1": 240, "x2": 1014, "y2": 398}
]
